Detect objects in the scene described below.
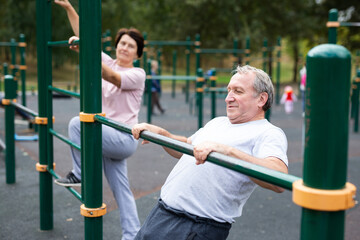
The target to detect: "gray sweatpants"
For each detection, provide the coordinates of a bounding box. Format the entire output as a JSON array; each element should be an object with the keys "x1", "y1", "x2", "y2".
[{"x1": 69, "y1": 116, "x2": 140, "y2": 240}]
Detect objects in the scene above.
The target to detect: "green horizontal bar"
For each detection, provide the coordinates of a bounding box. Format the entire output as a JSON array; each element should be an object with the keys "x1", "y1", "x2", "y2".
[
  {"x1": 214, "y1": 68, "x2": 233, "y2": 73},
  {"x1": 47, "y1": 39, "x2": 80, "y2": 47},
  {"x1": 10, "y1": 101, "x2": 38, "y2": 117},
  {"x1": 0, "y1": 42, "x2": 18, "y2": 47},
  {"x1": 147, "y1": 40, "x2": 196, "y2": 46},
  {"x1": 340, "y1": 22, "x2": 360, "y2": 27},
  {"x1": 200, "y1": 48, "x2": 246, "y2": 54},
  {"x1": 94, "y1": 115, "x2": 300, "y2": 190},
  {"x1": 48, "y1": 169, "x2": 82, "y2": 202},
  {"x1": 204, "y1": 87, "x2": 228, "y2": 93},
  {"x1": 48, "y1": 86, "x2": 80, "y2": 98},
  {"x1": 147, "y1": 75, "x2": 198, "y2": 81},
  {"x1": 49, "y1": 128, "x2": 81, "y2": 151}
]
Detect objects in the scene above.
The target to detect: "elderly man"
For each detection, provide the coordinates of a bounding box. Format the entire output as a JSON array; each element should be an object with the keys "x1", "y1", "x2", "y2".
[{"x1": 131, "y1": 65, "x2": 288, "y2": 240}]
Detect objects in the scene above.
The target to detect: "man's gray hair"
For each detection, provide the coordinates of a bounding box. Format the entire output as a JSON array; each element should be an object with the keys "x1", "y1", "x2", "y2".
[{"x1": 233, "y1": 65, "x2": 274, "y2": 111}]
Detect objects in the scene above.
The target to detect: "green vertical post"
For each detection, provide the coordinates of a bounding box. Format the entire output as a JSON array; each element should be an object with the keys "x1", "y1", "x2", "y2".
[
  {"x1": 196, "y1": 68, "x2": 204, "y2": 129},
  {"x1": 10, "y1": 38, "x2": 18, "y2": 101},
  {"x1": 157, "y1": 49, "x2": 162, "y2": 76},
  {"x1": 3, "y1": 63, "x2": 8, "y2": 75},
  {"x1": 355, "y1": 50, "x2": 360, "y2": 73},
  {"x1": 210, "y1": 69, "x2": 217, "y2": 119},
  {"x1": 157, "y1": 49, "x2": 162, "y2": 98},
  {"x1": 104, "y1": 29, "x2": 111, "y2": 55},
  {"x1": 276, "y1": 37, "x2": 281, "y2": 105},
  {"x1": 301, "y1": 44, "x2": 351, "y2": 240},
  {"x1": 263, "y1": 38, "x2": 270, "y2": 120},
  {"x1": 185, "y1": 36, "x2": 191, "y2": 103},
  {"x1": 245, "y1": 36, "x2": 250, "y2": 65},
  {"x1": 2, "y1": 63, "x2": 8, "y2": 92},
  {"x1": 142, "y1": 33, "x2": 148, "y2": 106},
  {"x1": 233, "y1": 38, "x2": 238, "y2": 67},
  {"x1": 102, "y1": 33, "x2": 106, "y2": 53},
  {"x1": 36, "y1": 0, "x2": 53, "y2": 230},
  {"x1": 4, "y1": 75, "x2": 16, "y2": 184},
  {"x1": 79, "y1": 0, "x2": 104, "y2": 239},
  {"x1": 328, "y1": 9, "x2": 338, "y2": 44},
  {"x1": 354, "y1": 70, "x2": 360, "y2": 132},
  {"x1": 19, "y1": 34, "x2": 26, "y2": 107},
  {"x1": 143, "y1": 32, "x2": 148, "y2": 72},
  {"x1": 195, "y1": 34, "x2": 201, "y2": 74},
  {"x1": 262, "y1": 38, "x2": 268, "y2": 72},
  {"x1": 10, "y1": 38, "x2": 17, "y2": 78},
  {"x1": 172, "y1": 50, "x2": 177, "y2": 98},
  {"x1": 146, "y1": 60, "x2": 152, "y2": 123}
]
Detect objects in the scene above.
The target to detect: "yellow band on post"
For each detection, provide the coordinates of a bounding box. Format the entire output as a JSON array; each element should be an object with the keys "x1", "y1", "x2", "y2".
[
  {"x1": 1, "y1": 99, "x2": 16, "y2": 105},
  {"x1": 355, "y1": 78, "x2": 360, "y2": 83},
  {"x1": 194, "y1": 41, "x2": 201, "y2": 46},
  {"x1": 80, "y1": 203, "x2": 107, "y2": 217},
  {"x1": 105, "y1": 46, "x2": 112, "y2": 52},
  {"x1": 209, "y1": 76, "x2": 217, "y2": 81},
  {"x1": 194, "y1": 49, "x2": 201, "y2": 53},
  {"x1": 196, "y1": 88, "x2": 204, "y2": 93},
  {"x1": 36, "y1": 162, "x2": 56, "y2": 172},
  {"x1": 327, "y1": 21, "x2": 340, "y2": 27},
  {"x1": 292, "y1": 179, "x2": 356, "y2": 211},
  {"x1": 79, "y1": 112, "x2": 106, "y2": 122},
  {"x1": 18, "y1": 42, "x2": 27, "y2": 47},
  {"x1": 19, "y1": 65, "x2": 27, "y2": 70},
  {"x1": 35, "y1": 116, "x2": 55, "y2": 125},
  {"x1": 196, "y1": 77, "x2": 205, "y2": 82}
]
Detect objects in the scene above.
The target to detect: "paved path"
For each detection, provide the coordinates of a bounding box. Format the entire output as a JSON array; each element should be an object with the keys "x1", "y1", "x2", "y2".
[{"x1": 1, "y1": 90, "x2": 359, "y2": 239}]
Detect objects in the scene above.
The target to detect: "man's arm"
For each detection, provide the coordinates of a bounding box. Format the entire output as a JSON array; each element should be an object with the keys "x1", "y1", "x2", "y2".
[
  {"x1": 132, "y1": 123, "x2": 189, "y2": 159},
  {"x1": 193, "y1": 141, "x2": 288, "y2": 193},
  {"x1": 54, "y1": 0, "x2": 79, "y2": 36}
]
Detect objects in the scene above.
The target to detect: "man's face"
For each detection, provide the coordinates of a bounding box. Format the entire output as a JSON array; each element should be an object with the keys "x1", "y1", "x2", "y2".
[{"x1": 225, "y1": 72, "x2": 265, "y2": 124}]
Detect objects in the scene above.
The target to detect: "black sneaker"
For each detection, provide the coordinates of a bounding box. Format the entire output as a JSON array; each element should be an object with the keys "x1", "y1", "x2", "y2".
[{"x1": 55, "y1": 172, "x2": 81, "y2": 187}]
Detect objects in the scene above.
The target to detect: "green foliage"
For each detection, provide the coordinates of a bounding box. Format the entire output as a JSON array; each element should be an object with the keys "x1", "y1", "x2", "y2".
[{"x1": 1, "y1": 0, "x2": 359, "y2": 81}]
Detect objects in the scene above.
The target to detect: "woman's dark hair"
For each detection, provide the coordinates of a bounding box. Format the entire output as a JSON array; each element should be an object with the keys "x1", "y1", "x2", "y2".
[{"x1": 114, "y1": 28, "x2": 144, "y2": 58}]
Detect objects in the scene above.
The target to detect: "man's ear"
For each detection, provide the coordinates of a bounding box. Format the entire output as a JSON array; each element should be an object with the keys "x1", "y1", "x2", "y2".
[{"x1": 258, "y1": 92, "x2": 268, "y2": 108}]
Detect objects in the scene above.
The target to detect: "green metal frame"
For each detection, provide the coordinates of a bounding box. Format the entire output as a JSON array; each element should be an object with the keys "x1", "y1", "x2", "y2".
[
  {"x1": 0, "y1": 35, "x2": 27, "y2": 105},
  {"x1": 2, "y1": 4, "x2": 357, "y2": 240},
  {"x1": 302, "y1": 44, "x2": 351, "y2": 240}
]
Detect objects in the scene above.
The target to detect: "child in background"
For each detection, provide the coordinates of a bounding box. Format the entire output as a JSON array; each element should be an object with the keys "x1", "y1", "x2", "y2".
[
  {"x1": 151, "y1": 60, "x2": 165, "y2": 115},
  {"x1": 280, "y1": 85, "x2": 297, "y2": 114}
]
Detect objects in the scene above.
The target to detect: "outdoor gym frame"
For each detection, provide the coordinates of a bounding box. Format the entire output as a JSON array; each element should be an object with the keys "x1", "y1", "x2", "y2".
[
  {"x1": 1, "y1": 2, "x2": 357, "y2": 240},
  {"x1": 327, "y1": 8, "x2": 360, "y2": 133},
  {"x1": 0, "y1": 34, "x2": 27, "y2": 107}
]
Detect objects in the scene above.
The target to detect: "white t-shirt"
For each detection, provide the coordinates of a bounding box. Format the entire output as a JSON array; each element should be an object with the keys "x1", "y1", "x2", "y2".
[
  {"x1": 101, "y1": 52, "x2": 146, "y2": 125},
  {"x1": 161, "y1": 117, "x2": 288, "y2": 223}
]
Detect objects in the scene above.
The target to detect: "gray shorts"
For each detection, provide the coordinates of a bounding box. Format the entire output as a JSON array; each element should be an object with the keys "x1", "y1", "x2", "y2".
[{"x1": 135, "y1": 199, "x2": 231, "y2": 240}]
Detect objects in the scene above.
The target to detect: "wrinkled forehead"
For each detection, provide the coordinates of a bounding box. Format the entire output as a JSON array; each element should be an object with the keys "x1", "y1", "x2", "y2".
[{"x1": 228, "y1": 72, "x2": 255, "y2": 88}]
